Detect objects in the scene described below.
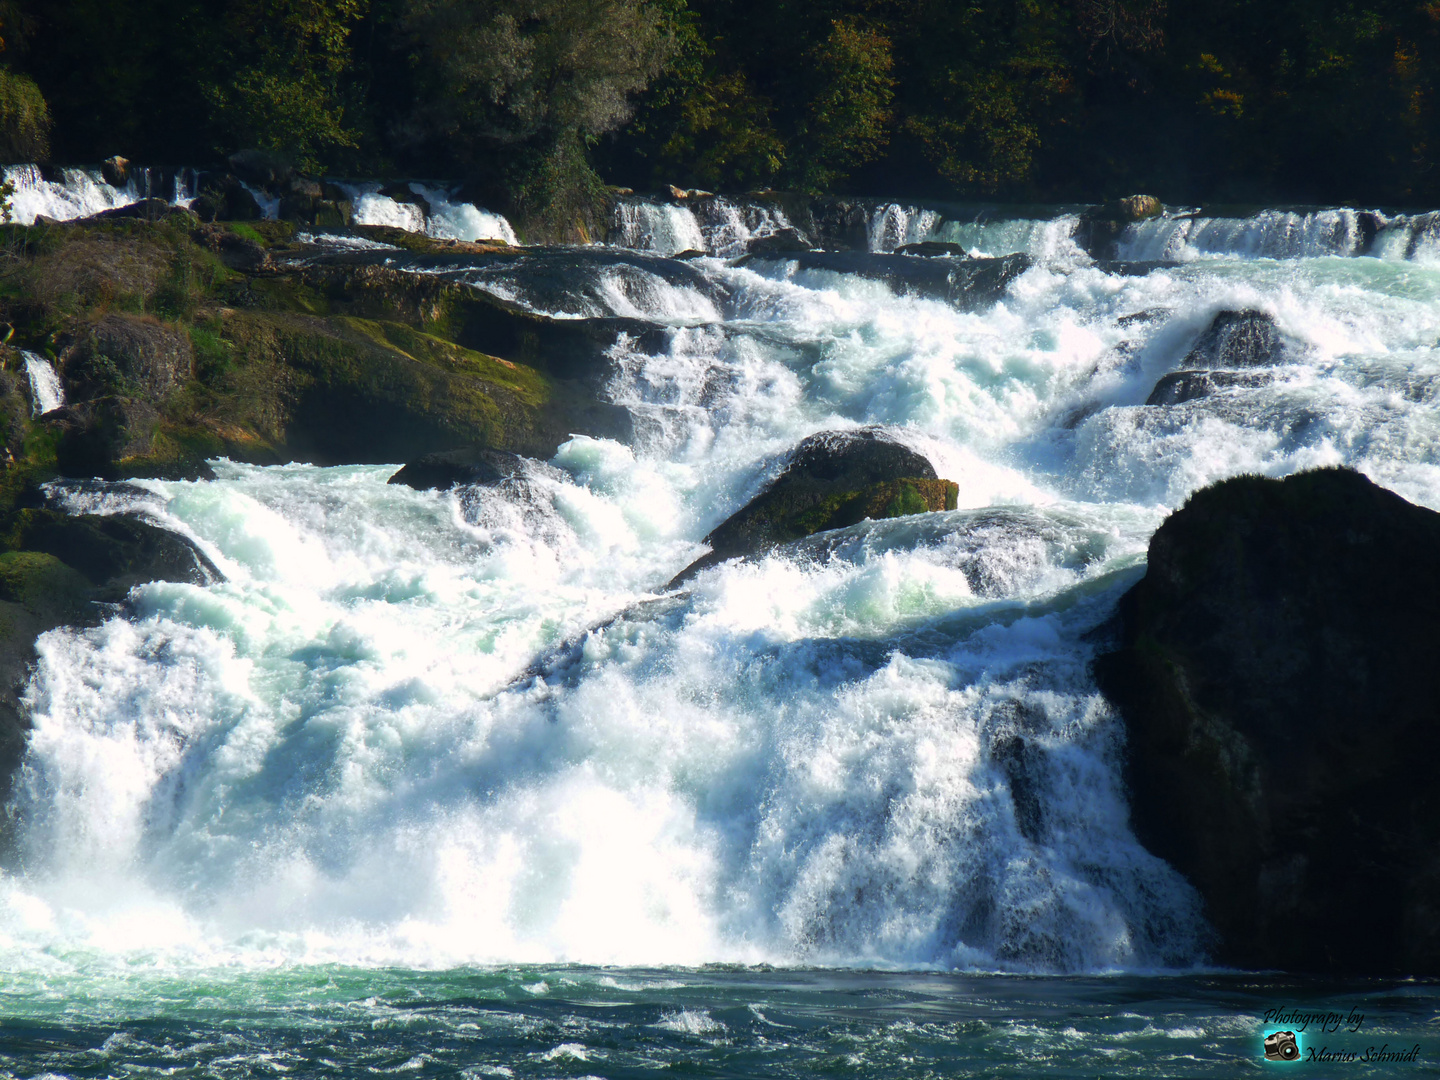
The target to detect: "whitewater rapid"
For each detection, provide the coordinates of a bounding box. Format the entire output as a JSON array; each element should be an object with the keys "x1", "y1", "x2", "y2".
[{"x1": 4, "y1": 202, "x2": 1440, "y2": 977}]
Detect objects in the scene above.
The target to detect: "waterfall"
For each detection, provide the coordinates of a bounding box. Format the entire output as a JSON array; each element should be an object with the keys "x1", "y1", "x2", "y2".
[
  {"x1": 22, "y1": 351, "x2": 65, "y2": 415},
  {"x1": 5, "y1": 198, "x2": 1440, "y2": 975},
  {"x1": 3, "y1": 165, "x2": 139, "y2": 225}
]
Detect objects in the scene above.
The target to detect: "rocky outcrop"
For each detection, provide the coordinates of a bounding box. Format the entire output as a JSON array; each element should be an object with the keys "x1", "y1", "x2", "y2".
[
  {"x1": 1145, "y1": 309, "x2": 1294, "y2": 406},
  {"x1": 1094, "y1": 468, "x2": 1440, "y2": 974},
  {"x1": 1076, "y1": 195, "x2": 1164, "y2": 259},
  {"x1": 1145, "y1": 369, "x2": 1271, "y2": 406},
  {"x1": 672, "y1": 429, "x2": 958, "y2": 583},
  {"x1": 895, "y1": 241, "x2": 969, "y2": 257}
]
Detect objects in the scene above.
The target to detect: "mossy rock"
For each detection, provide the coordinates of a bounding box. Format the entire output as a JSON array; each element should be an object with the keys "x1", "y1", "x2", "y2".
[{"x1": 673, "y1": 429, "x2": 958, "y2": 583}]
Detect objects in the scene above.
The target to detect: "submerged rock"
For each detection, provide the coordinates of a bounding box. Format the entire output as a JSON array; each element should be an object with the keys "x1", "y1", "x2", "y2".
[
  {"x1": 1145, "y1": 369, "x2": 1272, "y2": 406},
  {"x1": 672, "y1": 428, "x2": 958, "y2": 583},
  {"x1": 745, "y1": 228, "x2": 812, "y2": 255},
  {"x1": 894, "y1": 241, "x2": 969, "y2": 257},
  {"x1": 738, "y1": 250, "x2": 1032, "y2": 310},
  {"x1": 1182, "y1": 309, "x2": 1290, "y2": 368},
  {"x1": 388, "y1": 448, "x2": 527, "y2": 491},
  {"x1": 1095, "y1": 468, "x2": 1440, "y2": 974}
]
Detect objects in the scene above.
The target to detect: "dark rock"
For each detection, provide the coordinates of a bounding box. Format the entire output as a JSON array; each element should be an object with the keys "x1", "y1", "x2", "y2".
[
  {"x1": 807, "y1": 198, "x2": 871, "y2": 251},
  {"x1": 89, "y1": 198, "x2": 197, "y2": 224},
  {"x1": 1357, "y1": 211, "x2": 1383, "y2": 256},
  {"x1": 1097, "y1": 195, "x2": 1164, "y2": 223},
  {"x1": 228, "y1": 149, "x2": 293, "y2": 188},
  {"x1": 1145, "y1": 368, "x2": 1272, "y2": 406},
  {"x1": 1075, "y1": 196, "x2": 1163, "y2": 259},
  {"x1": 740, "y1": 250, "x2": 1032, "y2": 310},
  {"x1": 1094, "y1": 468, "x2": 1440, "y2": 974},
  {"x1": 745, "y1": 228, "x2": 812, "y2": 255},
  {"x1": 101, "y1": 155, "x2": 130, "y2": 189},
  {"x1": 388, "y1": 448, "x2": 527, "y2": 491},
  {"x1": 1183, "y1": 309, "x2": 1290, "y2": 368},
  {"x1": 895, "y1": 241, "x2": 969, "y2": 257},
  {"x1": 191, "y1": 175, "x2": 263, "y2": 223},
  {"x1": 672, "y1": 428, "x2": 958, "y2": 583}
]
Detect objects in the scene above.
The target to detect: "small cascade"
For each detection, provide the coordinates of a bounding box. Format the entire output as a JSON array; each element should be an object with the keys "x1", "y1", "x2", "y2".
[
  {"x1": 22, "y1": 351, "x2": 65, "y2": 415},
  {"x1": 610, "y1": 199, "x2": 707, "y2": 254},
  {"x1": 3, "y1": 165, "x2": 139, "y2": 225},
  {"x1": 867, "y1": 204, "x2": 941, "y2": 252},
  {"x1": 1117, "y1": 209, "x2": 1375, "y2": 261},
  {"x1": 929, "y1": 214, "x2": 1087, "y2": 262},
  {"x1": 338, "y1": 182, "x2": 516, "y2": 243},
  {"x1": 608, "y1": 195, "x2": 794, "y2": 257}
]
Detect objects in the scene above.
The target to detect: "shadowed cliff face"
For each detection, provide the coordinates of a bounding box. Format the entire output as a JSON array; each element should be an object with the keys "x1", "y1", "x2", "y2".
[{"x1": 1095, "y1": 467, "x2": 1440, "y2": 975}]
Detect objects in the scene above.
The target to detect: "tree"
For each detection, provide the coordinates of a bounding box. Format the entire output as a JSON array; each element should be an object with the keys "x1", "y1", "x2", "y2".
[
  {"x1": 206, "y1": 0, "x2": 370, "y2": 172},
  {"x1": 401, "y1": 0, "x2": 677, "y2": 238}
]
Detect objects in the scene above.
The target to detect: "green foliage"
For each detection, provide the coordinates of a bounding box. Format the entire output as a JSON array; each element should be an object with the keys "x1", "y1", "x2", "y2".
[
  {"x1": 0, "y1": 65, "x2": 49, "y2": 161},
  {"x1": 204, "y1": 0, "x2": 369, "y2": 171},
  {"x1": 2, "y1": 0, "x2": 1440, "y2": 206},
  {"x1": 794, "y1": 19, "x2": 895, "y2": 192}
]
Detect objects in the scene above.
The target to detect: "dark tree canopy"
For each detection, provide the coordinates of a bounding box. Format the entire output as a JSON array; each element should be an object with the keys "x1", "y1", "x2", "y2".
[{"x1": 1, "y1": 0, "x2": 1438, "y2": 225}]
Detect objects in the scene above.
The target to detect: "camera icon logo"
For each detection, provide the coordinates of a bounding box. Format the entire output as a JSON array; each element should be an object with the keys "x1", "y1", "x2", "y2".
[{"x1": 1265, "y1": 1030, "x2": 1301, "y2": 1061}]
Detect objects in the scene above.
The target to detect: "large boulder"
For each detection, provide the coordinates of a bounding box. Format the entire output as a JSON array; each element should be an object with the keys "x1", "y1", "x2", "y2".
[
  {"x1": 673, "y1": 429, "x2": 958, "y2": 583},
  {"x1": 1095, "y1": 468, "x2": 1440, "y2": 974}
]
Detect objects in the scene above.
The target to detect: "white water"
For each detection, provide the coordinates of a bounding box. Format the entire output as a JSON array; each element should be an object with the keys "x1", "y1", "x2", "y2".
[
  {"x1": 339, "y1": 182, "x2": 517, "y2": 244},
  {"x1": 21, "y1": 351, "x2": 64, "y2": 415},
  {"x1": 0, "y1": 164, "x2": 517, "y2": 242},
  {"x1": 610, "y1": 196, "x2": 795, "y2": 257},
  {"x1": 5, "y1": 206, "x2": 1440, "y2": 977},
  {"x1": 3, "y1": 165, "x2": 139, "y2": 224}
]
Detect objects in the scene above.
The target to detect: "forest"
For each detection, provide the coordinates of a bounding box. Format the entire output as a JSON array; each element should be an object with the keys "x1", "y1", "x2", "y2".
[{"x1": 0, "y1": 0, "x2": 1437, "y2": 227}]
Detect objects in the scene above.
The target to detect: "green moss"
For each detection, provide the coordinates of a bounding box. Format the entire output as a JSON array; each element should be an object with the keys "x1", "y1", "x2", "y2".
[
  {"x1": 0, "y1": 551, "x2": 90, "y2": 615},
  {"x1": 228, "y1": 222, "x2": 265, "y2": 245}
]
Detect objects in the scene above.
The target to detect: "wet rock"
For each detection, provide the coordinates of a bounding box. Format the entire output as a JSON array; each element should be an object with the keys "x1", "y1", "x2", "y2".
[
  {"x1": 388, "y1": 448, "x2": 527, "y2": 491},
  {"x1": 1094, "y1": 468, "x2": 1440, "y2": 974},
  {"x1": 672, "y1": 428, "x2": 958, "y2": 583},
  {"x1": 895, "y1": 241, "x2": 969, "y2": 257},
  {"x1": 1145, "y1": 368, "x2": 1272, "y2": 406},
  {"x1": 0, "y1": 510, "x2": 220, "y2": 821},
  {"x1": 90, "y1": 198, "x2": 197, "y2": 224},
  {"x1": 745, "y1": 228, "x2": 812, "y2": 255},
  {"x1": 1076, "y1": 195, "x2": 1165, "y2": 259},
  {"x1": 101, "y1": 155, "x2": 130, "y2": 189},
  {"x1": 807, "y1": 198, "x2": 871, "y2": 250},
  {"x1": 191, "y1": 175, "x2": 263, "y2": 222},
  {"x1": 1182, "y1": 309, "x2": 1290, "y2": 368},
  {"x1": 740, "y1": 250, "x2": 1032, "y2": 310}
]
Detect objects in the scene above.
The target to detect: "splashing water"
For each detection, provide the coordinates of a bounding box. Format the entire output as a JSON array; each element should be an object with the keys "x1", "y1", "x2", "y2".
[
  {"x1": 21, "y1": 351, "x2": 65, "y2": 415},
  {"x1": 5, "y1": 204, "x2": 1440, "y2": 987}
]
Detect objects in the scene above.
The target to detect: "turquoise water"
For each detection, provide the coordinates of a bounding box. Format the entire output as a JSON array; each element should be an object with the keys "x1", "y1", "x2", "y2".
[
  {"x1": 7, "y1": 202, "x2": 1440, "y2": 1075},
  {"x1": 2, "y1": 968, "x2": 1437, "y2": 1077}
]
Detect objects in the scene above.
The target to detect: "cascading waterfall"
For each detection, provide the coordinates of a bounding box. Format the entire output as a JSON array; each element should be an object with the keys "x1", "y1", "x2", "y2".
[
  {"x1": 3, "y1": 164, "x2": 141, "y2": 224},
  {"x1": 21, "y1": 351, "x2": 65, "y2": 415},
  {"x1": 0, "y1": 163, "x2": 518, "y2": 243},
  {"x1": 337, "y1": 181, "x2": 518, "y2": 244},
  {"x1": 8, "y1": 199, "x2": 1440, "y2": 982}
]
